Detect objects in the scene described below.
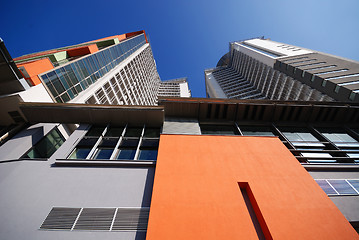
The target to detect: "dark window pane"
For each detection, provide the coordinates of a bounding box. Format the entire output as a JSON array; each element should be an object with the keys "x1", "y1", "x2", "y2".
[
  {"x1": 144, "y1": 128, "x2": 160, "y2": 138},
  {"x1": 69, "y1": 148, "x2": 91, "y2": 159},
  {"x1": 138, "y1": 150, "x2": 158, "y2": 160},
  {"x1": 94, "y1": 148, "x2": 113, "y2": 159},
  {"x1": 240, "y1": 126, "x2": 275, "y2": 136},
  {"x1": 125, "y1": 127, "x2": 143, "y2": 137},
  {"x1": 23, "y1": 128, "x2": 64, "y2": 158},
  {"x1": 77, "y1": 137, "x2": 98, "y2": 147},
  {"x1": 99, "y1": 138, "x2": 119, "y2": 147},
  {"x1": 201, "y1": 125, "x2": 238, "y2": 135},
  {"x1": 315, "y1": 180, "x2": 337, "y2": 195},
  {"x1": 105, "y1": 127, "x2": 124, "y2": 137},
  {"x1": 117, "y1": 149, "x2": 136, "y2": 160},
  {"x1": 120, "y1": 138, "x2": 139, "y2": 147},
  {"x1": 86, "y1": 126, "x2": 105, "y2": 136},
  {"x1": 141, "y1": 139, "x2": 159, "y2": 148}
]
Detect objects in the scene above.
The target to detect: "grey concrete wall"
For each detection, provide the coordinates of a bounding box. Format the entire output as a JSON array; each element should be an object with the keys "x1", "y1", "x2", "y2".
[
  {"x1": 309, "y1": 170, "x2": 359, "y2": 223},
  {"x1": 0, "y1": 124, "x2": 154, "y2": 240}
]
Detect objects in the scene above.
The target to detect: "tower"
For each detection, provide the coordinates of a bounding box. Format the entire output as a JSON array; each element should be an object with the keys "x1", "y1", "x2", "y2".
[{"x1": 205, "y1": 37, "x2": 359, "y2": 102}]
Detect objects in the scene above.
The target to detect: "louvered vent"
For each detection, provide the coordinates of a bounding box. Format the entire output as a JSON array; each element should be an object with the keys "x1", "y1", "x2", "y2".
[
  {"x1": 40, "y1": 207, "x2": 81, "y2": 230},
  {"x1": 73, "y1": 208, "x2": 116, "y2": 231},
  {"x1": 112, "y1": 208, "x2": 150, "y2": 231},
  {"x1": 40, "y1": 207, "x2": 150, "y2": 231}
]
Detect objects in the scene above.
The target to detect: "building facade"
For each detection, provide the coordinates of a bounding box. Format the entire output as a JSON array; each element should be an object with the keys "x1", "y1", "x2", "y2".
[
  {"x1": 206, "y1": 37, "x2": 359, "y2": 102},
  {"x1": 0, "y1": 33, "x2": 358, "y2": 239},
  {"x1": 0, "y1": 99, "x2": 358, "y2": 239}
]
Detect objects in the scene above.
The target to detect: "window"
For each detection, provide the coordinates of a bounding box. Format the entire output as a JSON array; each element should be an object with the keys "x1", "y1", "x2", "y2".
[
  {"x1": 23, "y1": 127, "x2": 65, "y2": 158},
  {"x1": 239, "y1": 126, "x2": 275, "y2": 136},
  {"x1": 68, "y1": 125, "x2": 160, "y2": 161},
  {"x1": 318, "y1": 128, "x2": 359, "y2": 147},
  {"x1": 200, "y1": 125, "x2": 239, "y2": 135},
  {"x1": 315, "y1": 179, "x2": 359, "y2": 195},
  {"x1": 280, "y1": 127, "x2": 323, "y2": 147}
]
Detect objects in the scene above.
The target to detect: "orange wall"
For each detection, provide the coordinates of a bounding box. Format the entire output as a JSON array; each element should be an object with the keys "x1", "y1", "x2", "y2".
[
  {"x1": 147, "y1": 135, "x2": 358, "y2": 240},
  {"x1": 17, "y1": 58, "x2": 53, "y2": 85}
]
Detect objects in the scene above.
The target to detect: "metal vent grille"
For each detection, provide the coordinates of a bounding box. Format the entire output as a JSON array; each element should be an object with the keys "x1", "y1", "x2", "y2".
[
  {"x1": 112, "y1": 208, "x2": 150, "y2": 231},
  {"x1": 40, "y1": 207, "x2": 149, "y2": 231},
  {"x1": 40, "y1": 207, "x2": 81, "y2": 230},
  {"x1": 73, "y1": 208, "x2": 116, "y2": 231}
]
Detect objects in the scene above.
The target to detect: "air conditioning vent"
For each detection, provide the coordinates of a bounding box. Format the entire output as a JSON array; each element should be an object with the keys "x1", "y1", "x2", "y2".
[
  {"x1": 40, "y1": 207, "x2": 150, "y2": 231},
  {"x1": 40, "y1": 207, "x2": 81, "y2": 230}
]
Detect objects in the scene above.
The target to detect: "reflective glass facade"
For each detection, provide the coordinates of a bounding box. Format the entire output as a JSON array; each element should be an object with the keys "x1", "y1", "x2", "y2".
[{"x1": 40, "y1": 34, "x2": 146, "y2": 103}]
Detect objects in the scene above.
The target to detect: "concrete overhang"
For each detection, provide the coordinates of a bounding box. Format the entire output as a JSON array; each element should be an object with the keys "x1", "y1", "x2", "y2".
[
  {"x1": 19, "y1": 102, "x2": 164, "y2": 127},
  {"x1": 158, "y1": 97, "x2": 359, "y2": 124}
]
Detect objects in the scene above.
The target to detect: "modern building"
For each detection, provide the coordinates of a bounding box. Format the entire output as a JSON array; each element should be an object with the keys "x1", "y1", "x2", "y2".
[
  {"x1": 0, "y1": 98, "x2": 358, "y2": 239},
  {"x1": 10, "y1": 30, "x2": 190, "y2": 106},
  {"x1": 158, "y1": 77, "x2": 191, "y2": 98},
  {"x1": 0, "y1": 33, "x2": 358, "y2": 240},
  {"x1": 205, "y1": 37, "x2": 359, "y2": 102}
]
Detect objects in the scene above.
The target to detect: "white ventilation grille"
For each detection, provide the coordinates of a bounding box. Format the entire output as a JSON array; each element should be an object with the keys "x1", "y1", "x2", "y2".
[{"x1": 40, "y1": 207, "x2": 149, "y2": 231}]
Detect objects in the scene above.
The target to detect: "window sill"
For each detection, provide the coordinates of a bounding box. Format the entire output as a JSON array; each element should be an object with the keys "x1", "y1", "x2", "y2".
[{"x1": 55, "y1": 159, "x2": 156, "y2": 167}]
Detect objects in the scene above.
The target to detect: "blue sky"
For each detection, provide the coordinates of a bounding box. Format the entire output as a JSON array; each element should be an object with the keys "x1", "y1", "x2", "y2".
[{"x1": 1, "y1": 0, "x2": 359, "y2": 97}]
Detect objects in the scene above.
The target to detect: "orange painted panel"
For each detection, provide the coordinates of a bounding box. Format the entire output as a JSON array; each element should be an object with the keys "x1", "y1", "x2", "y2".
[
  {"x1": 147, "y1": 135, "x2": 358, "y2": 240},
  {"x1": 16, "y1": 58, "x2": 53, "y2": 85}
]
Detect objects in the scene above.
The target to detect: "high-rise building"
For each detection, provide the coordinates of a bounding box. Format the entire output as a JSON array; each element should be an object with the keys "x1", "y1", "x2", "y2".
[
  {"x1": 158, "y1": 77, "x2": 191, "y2": 98},
  {"x1": 205, "y1": 37, "x2": 359, "y2": 102},
  {"x1": 11, "y1": 30, "x2": 190, "y2": 106}
]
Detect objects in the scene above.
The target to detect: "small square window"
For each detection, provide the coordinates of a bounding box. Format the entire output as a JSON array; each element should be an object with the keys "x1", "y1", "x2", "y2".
[
  {"x1": 138, "y1": 150, "x2": 158, "y2": 160},
  {"x1": 144, "y1": 128, "x2": 160, "y2": 138},
  {"x1": 116, "y1": 148, "x2": 136, "y2": 160},
  {"x1": 105, "y1": 127, "x2": 124, "y2": 137},
  {"x1": 94, "y1": 148, "x2": 113, "y2": 160},
  {"x1": 321, "y1": 79, "x2": 327, "y2": 87},
  {"x1": 334, "y1": 85, "x2": 340, "y2": 93},
  {"x1": 69, "y1": 148, "x2": 92, "y2": 159},
  {"x1": 120, "y1": 138, "x2": 139, "y2": 147},
  {"x1": 125, "y1": 127, "x2": 143, "y2": 137},
  {"x1": 86, "y1": 126, "x2": 105, "y2": 136}
]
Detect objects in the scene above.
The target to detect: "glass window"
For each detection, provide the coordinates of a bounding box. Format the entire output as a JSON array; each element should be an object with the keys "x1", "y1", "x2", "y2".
[
  {"x1": 328, "y1": 180, "x2": 357, "y2": 195},
  {"x1": 86, "y1": 126, "x2": 105, "y2": 137},
  {"x1": 120, "y1": 138, "x2": 139, "y2": 147},
  {"x1": 138, "y1": 149, "x2": 158, "y2": 160},
  {"x1": 348, "y1": 180, "x2": 359, "y2": 192},
  {"x1": 144, "y1": 128, "x2": 160, "y2": 138},
  {"x1": 105, "y1": 127, "x2": 124, "y2": 137},
  {"x1": 201, "y1": 125, "x2": 239, "y2": 135},
  {"x1": 125, "y1": 127, "x2": 143, "y2": 137},
  {"x1": 280, "y1": 127, "x2": 323, "y2": 147},
  {"x1": 318, "y1": 128, "x2": 359, "y2": 147},
  {"x1": 69, "y1": 148, "x2": 91, "y2": 159},
  {"x1": 23, "y1": 128, "x2": 65, "y2": 158},
  {"x1": 94, "y1": 148, "x2": 113, "y2": 160},
  {"x1": 117, "y1": 148, "x2": 136, "y2": 160},
  {"x1": 315, "y1": 180, "x2": 337, "y2": 195},
  {"x1": 240, "y1": 126, "x2": 275, "y2": 136},
  {"x1": 141, "y1": 139, "x2": 159, "y2": 148}
]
